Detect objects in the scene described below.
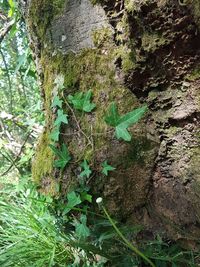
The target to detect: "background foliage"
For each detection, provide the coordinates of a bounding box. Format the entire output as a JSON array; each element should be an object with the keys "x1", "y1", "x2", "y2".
[{"x1": 0, "y1": 0, "x2": 44, "y2": 184}]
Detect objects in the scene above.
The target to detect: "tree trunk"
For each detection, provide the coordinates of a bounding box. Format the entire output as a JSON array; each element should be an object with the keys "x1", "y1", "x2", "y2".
[{"x1": 21, "y1": 0, "x2": 200, "y2": 242}]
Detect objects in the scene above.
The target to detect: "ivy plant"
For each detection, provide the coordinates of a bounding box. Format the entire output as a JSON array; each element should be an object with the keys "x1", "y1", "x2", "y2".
[
  {"x1": 74, "y1": 214, "x2": 90, "y2": 240},
  {"x1": 68, "y1": 90, "x2": 96, "y2": 112},
  {"x1": 50, "y1": 125, "x2": 60, "y2": 142},
  {"x1": 49, "y1": 143, "x2": 71, "y2": 169},
  {"x1": 53, "y1": 109, "x2": 68, "y2": 126},
  {"x1": 51, "y1": 95, "x2": 63, "y2": 109},
  {"x1": 80, "y1": 160, "x2": 92, "y2": 178},
  {"x1": 50, "y1": 95, "x2": 68, "y2": 141},
  {"x1": 105, "y1": 103, "x2": 147, "y2": 141},
  {"x1": 63, "y1": 191, "x2": 82, "y2": 215},
  {"x1": 101, "y1": 161, "x2": 115, "y2": 176}
]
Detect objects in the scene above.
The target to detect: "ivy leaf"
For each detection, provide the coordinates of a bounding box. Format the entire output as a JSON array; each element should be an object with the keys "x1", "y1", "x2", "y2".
[
  {"x1": 51, "y1": 96, "x2": 63, "y2": 109},
  {"x1": 115, "y1": 125, "x2": 132, "y2": 142},
  {"x1": 68, "y1": 90, "x2": 96, "y2": 112},
  {"x1": 49, "y1": 143, "x2": 71, "y2": 169},
  {"x1": 105, "y1": 104, "x2": 147, "y2": 142},
  {"x1": 54, "y1": 109, "x2": 68, "y2": 126},
  {"x1": 80, "y1": 160, "x2": 92, "y2": 178},
  {"x1": 63, "y1": 191, "x2": 82, "y2": 215},
  {"x1": 50, "y1": 126, "x2": 60, "y2": 142},
  {"x1": 118, "y1": 105, "x2": 147, "y2": 127},
  {"x1": 82, "y1": 90, "x2": 96, "y2": 112},
  {"x1": 115, "y1": 106, "x2": 147, "y2": 141},
  {"x1": 101, "y1": 161, "x2": 116, "y2": 176},
  {"x1": 74, "y1": 214, "x2": 90, "y2": 240},
  {"x1": 104, "y1": 102, "x2": 120, "y2": 127}
]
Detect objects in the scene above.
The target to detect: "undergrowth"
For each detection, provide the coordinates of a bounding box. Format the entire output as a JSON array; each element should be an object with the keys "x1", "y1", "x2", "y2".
[{"x1": 0, "y1": 180, "x2": 199, "y2": 267}]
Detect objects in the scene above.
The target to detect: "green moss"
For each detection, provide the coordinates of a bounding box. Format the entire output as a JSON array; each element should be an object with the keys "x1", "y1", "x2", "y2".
[
  {"x1": 29, "y1": 1, "x2": 148, "y2": 194},
  {"x1": 124, "y1": 0, "x2": 136, "y2": 13},
  {"x1": 33, "y1": 32, "x2": 141, "y2": 184},
  {"x1": 90, "y1": 0, "x2": 104, "y2": 5},
  {"x1": 32, "y1": 130, "x2": 54, "y2": 183},
  {"x1": 115, "y1": 135, "x2": 157, "y2": 169},
  {"x1": 28, "y1": 0, "x2": 65, "y2": 43},
  {"x1": 186, "y1": 65, "x2": 200, "y2": 81},
  {"x1": 166, "y1": 126, "x2": 180, "y2": 136},
  {"x1": 188, "y1": 0, "x2": 200, "y2": 29},
  {"x1": 141, "y1": 32, "x2": 167, "y2": 52},
  {"x1": 92, "y1": 27, "x2": 113, "y2": 48}
]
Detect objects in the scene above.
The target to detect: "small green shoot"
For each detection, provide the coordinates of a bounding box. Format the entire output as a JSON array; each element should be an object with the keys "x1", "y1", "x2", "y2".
[
  {"x1": 63, "y1": 191, "x2": 82, "y2": 215},
  {"x1": 101, "y1": 161, "x2": 115, "y2": 176},
  {"x1": 50, "y1": 126, "x2": 60, "y2": 142},
  {"x1": 54, "y1": 109, "x2": 68, "y2": 126},
  {"x1": 80, "y1": 160, "x2": 92, "y2": 178},
  {"x1": 51, "y1": 96, "x2": 63, "y2": 108},
  {"x1": 74, "y1": 214, "x2": 90, "y2": 240},
  {"x1": 49, "y1": 143, "x2": 71, "y2": 169},
  {"x1": 105, "y1": 103, "x2": 147, "y2": 141},
  {"x1": 68, "y1": 90, "x2": 96, "y2": 112},
  {"x1": 102, "y1": 205, "x2": 156, "y2": 267}
]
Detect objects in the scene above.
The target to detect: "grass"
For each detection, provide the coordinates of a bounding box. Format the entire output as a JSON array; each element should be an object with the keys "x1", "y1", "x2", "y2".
[
  {"x1": 0, "y1": 193, "x2": 71, "y2": 266},
  {"x1": 0, "y1": 185, "x2": 106, "y2": 267},
  {"x1": 0, "y1": 182, "x2": 199, "y2": 267}
]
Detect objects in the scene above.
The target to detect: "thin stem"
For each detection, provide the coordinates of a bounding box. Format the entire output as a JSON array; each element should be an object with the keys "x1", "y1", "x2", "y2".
[
  {"x1": 102, "y1": 206, "x2": 156, "y2": 267},
  {"x1": 63, "y1": 97, "x2": 93, "y2": 148}
]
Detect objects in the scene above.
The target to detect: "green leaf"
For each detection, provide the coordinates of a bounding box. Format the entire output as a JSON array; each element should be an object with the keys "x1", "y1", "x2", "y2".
[
  {"x1": 63, "y1": 191, "x2": 82, "y2": 215},
  {"x1": 74, "y1": 214, "x2": 90, "y2": 240},
  {"x1": 54, "y1": 109, "x2": 68, "y2": 126},
  {"x1": 50, "y1": 126, "x2": 60, "y2": 142},
  {"x1": 101, "y1": 161, "x2": 116, "y2": 176},
  {"x1": 51, "y1": 96, "x2": 63, "y2": 109},
  {"x1": 80, "y1": 160, "x2": 92, "y2": 178},
  {"x1": 118, "y1": 105, "x2": 148, "y2": 127},
  {"x1": 8, "y1": 0, "x2": 15, "y2": 17},
  {"x1": 104, "y1": 102, "x2": 120, "y2": 127},
  {"x1": 8, "y1": 0, "x2": 15, "y2": 8},
  {"x1": 115, "y1": 125, "x2": 132, "y2": 141},
  {"x1": 68, "y1": 90, "x2": 96, "y2": 112},
  {"x1": 105, "y1": 104, "x2": 147, "y2": 141},
  {"x1": 80, "y1": 192, "x2": 92, "y2": 203},
  {"x1": 49, "y1": 143, "x2": 71, "y2": 169}
]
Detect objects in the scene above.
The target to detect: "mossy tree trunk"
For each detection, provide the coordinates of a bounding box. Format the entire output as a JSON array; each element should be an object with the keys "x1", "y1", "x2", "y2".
[{"x1": 21, "y1": 0, "x2": 200, "y2": 242}]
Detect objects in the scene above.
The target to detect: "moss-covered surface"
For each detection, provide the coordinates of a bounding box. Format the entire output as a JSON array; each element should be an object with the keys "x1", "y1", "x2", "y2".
[
  {"x1": 186, "y1": 65, "x2": 200, "y2": 81},
  {"x1": 188, "y1": 0, "x2": 200, "y2": 29},
  {"x1": 32, "y1": 130, "x2": 54, "y2": 184},
  {"x1": 28, "y1": 0, "x2": 158, "y2": 215},
  {"x1": 32, "y1": 42, "x2": 156, "y2": 198},
  {"x1": 27, "y1": 0, "x2": 200, "y2": 240},
  {"x1": 28, "y1": 0, "x2": 65, "y2": 43}
]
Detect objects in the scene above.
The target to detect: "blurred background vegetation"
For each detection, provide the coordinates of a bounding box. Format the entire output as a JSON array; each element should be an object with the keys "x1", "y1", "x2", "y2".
[{"x1": 0, "y1": 0, "x2": 44, "y2": 186}]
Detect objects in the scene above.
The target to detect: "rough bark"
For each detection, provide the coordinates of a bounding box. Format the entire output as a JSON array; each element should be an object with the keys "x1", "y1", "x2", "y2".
[{"x1": 22, "y1": 0, "x2": 200, "y2": 243}]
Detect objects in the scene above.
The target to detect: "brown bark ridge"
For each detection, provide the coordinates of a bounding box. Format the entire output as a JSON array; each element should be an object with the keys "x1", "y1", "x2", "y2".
[{"x1": 22, "y1": 0, "x2": 200, "y2": 243}]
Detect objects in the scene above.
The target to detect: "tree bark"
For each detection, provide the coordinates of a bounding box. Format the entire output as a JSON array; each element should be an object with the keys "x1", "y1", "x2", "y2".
[{"x1": 22, "y1": 0, "x2": 200, "y2": 243}]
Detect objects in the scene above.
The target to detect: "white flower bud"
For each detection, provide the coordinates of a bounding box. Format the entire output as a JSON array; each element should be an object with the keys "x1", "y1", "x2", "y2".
[{"x1": 96, "y1": 197, "x2": 103, "y2": 204}]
